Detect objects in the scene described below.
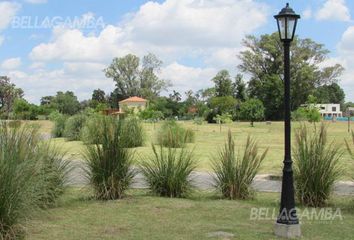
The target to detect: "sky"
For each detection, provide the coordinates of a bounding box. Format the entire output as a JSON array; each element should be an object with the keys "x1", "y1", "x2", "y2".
[{"x1": 0, "y1": 0, "x2": 354, "y2": 104}]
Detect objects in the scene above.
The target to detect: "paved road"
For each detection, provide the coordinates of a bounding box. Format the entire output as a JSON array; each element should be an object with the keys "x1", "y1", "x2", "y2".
[{"x1": 68, "y1": 160, "x2": 354, "y2": 196}]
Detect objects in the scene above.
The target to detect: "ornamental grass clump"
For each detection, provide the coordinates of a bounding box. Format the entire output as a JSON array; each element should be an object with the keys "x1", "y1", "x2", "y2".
[
  {"x1": 156, "y1": 121, "x2": 194, "y2": 148},
  {"x1": 212, "y1": 130, "x2": 268, "y2": 200},
  {"x1": 121, "y1": 117, "x2": 145, "y2": 148},
  {"x1": 83, "y1": 117, "x2": 136, "y2": 200},
  {"x1": 81, "y1": 114, "x2": 105, "y2": 144},
  {"x1": 294, "y1": 124, "x2": 343, "y2": 207},
  {"x1": 0, "y1": 122, "x2": 70, "y2": 239},
  {"x1": 140, "y1": 145, "x2": 197, "y2": 198},
  {"x1": 63, "y1": 114, "x2": 87, "y2": 141},
  {"x1": 345, "y1": 130, "x2": 354, "y2": 160}
]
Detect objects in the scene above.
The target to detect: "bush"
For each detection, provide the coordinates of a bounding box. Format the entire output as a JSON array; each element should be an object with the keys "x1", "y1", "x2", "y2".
[
  {"x1": 292, "y1": 106, "x2": 321, "y2": 122},
  {"x1": 212, "y1": 130, "x2": 268, "y2": 200},
  {"x1": 345, "y1": 130, "x2": 354, "y2": 160},
  {"x1": 121, "y1": 117, "x2": 145, "y2": 148},
  {"x1": 156, "y1": 121, "x2": 194, "y2": 148},
  {"x1": 140, "y1": 145, "x2": 197, "y2": 198},
  {"x1": 293, "y1": 124, "x2": 343, "y2": 207},
  {"x1": 49, "y1": 111, "x2": 68, "y2": 138},
  {"x1": 0, "y1": 123, "x2": 70, "y2": 239},
  {"x1": 63, "y1": 114, "x2": 87, "y2": 141},
  {"x1": 83, "y1": 117, "x2": 136, "y2": 200}
]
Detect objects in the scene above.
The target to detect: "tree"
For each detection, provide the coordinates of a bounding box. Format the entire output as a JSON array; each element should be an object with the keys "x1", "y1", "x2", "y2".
[
  {"x1": 0, "y1": 76, "x2": 23, "y2": 117},
  {"x1": 12, "y1": 98, "x2": 39, "y2": 120},
  {"x1": 314, "y1": 83, "x2": 345, "y2": 105},
  {"x1": 92, "y1": 89, "x2": 106, "y2": 103},
  {"x1": 212, "y1": 70, "x2": 233, "y2": 97},
  {"x1": 40, "y1": 96, "x2": 54, "y2": 106},
  {"x1": 209, "y1": 96, "x2": 237, "y2": 114},
  {"x1": 105, "y1": 53, "x2": 169, "y2": 100},
  {"x1": 169, "y1": 90, "x2": 182, "y2": 102},
  {"x1": 239, "y1": 98, "x2": 265, "y2": 127},
  {"x1": 52, "y1": 91, "x2": 80, "y2": 115},
  {"x1": 239, "y1": 33, "x2": 344, "y2": 120},
  {"x1": 233, "y1": 74, "x2": 247, "y2": 101}
]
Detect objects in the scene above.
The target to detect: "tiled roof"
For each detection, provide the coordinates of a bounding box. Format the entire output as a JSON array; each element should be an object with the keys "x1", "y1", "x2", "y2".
[{"x1": 119, "y1": 96, "x2": 147, "y2": 103}]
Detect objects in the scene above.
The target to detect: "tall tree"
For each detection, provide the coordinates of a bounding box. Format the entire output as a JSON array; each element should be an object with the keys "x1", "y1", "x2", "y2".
[
  {"x1": 239, "y1": 33, "x2": 344, "y2": 120},
  {"x1": 169, "y1": 90, "x2": 182, "y2": 102},
  {"x1": 233, "y1": 74, "x2": 247, "y2": 101},
  {"x1": 212, "y1": 70, "x2": 233, "y2": 97},
  {"x1": 105, "y1": 53, "x2": 169, "y2": 100},
  {"x1": 0, "y1": 76, "x2": 23, "y2": 116},
  {"x1": 52, "y1": 91, "x2": 80, "y2": 115}
]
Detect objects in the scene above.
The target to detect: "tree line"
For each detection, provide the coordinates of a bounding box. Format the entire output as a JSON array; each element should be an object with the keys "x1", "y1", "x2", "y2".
[{"x1": 0, "y1": 33, "x2": 352, "y2": 122}]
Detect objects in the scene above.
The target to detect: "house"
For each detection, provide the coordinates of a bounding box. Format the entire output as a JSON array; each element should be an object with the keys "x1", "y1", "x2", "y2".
[
  {"x1": 347, "y1": 107, "x2": 354, "y2": 116},
  {"x1": 119, "y1": 96, "x2": 148, "y2": 113},
  {"x1": 316, "y1": 104, "x2": 342, "y2": 118}
]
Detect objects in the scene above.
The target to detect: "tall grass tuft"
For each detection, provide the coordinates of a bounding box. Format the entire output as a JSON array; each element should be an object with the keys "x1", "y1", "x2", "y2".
[
  {"x1": 0, "y1": 122, "x2": 70, "y2": 239},
  {"x1": 121, "y1": 117, "x2": 145, "y2": 148},
  {"x1": 212, "y1": 130, "x2": 268, "y2": 200},
  {"x1": 293, "y1": 124, "x2": 343, "y2": 207},
  {"x1": 63, "y1": 114, "x2": 87, "y2": 141},
  {"x1": 81, "y1": 114, "x2": 105, "y2": 144},
  {"x1": 345, "y1": 130, "x2": 354, "y2": 160},
  {"x1": 140, "y1": 145, "x2": 197, "y2": 198},
  {"x1": 83, "y1": 117, "x2": 136, "y2": 200},
  {"x1": 49, "y1": 111, "x2": 67, "y2": 138},
  {"x1": 156, "y1": 121, "x2": 195, "y2": 148}
]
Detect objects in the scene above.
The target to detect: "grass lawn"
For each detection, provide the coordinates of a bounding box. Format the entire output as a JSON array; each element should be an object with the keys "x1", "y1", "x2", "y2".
[
  {"x1": 25, "y1": 188, "x2": 354, "y2": 240},
  {"x1": 41, "y1": 120, "x2": 354, "y2": 179}
]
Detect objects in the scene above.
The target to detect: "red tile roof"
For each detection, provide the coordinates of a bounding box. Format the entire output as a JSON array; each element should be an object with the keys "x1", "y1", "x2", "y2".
[{"x1": 119, "y1": 96, "x2": 147, "y2": 103}]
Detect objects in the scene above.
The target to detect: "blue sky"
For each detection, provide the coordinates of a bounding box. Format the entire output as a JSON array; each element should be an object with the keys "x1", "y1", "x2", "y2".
[{"x1": 0, "y1": 0, "x2": 353, "y2": 103}]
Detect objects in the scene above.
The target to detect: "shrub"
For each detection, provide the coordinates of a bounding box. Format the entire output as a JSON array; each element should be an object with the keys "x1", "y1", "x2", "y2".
[
  {"x1": 140, "y1": 145, "x2": 197, "y2": 198},
  {"x1": 345, "y1": 130, "x2": 354, "y2": 160},
  {"x1": 121, "y1": 117, "x2": 145, "y2": 148},
  {"x1": 83, "y1": 117, "x2": 136, "y2": 200},
  {"x1": 49, "y1": 111, "x2": 67, "y2": 138},
  {"x1": 212, "y1": 130, "x2": 268, "y2": 200},
  {"x1": 293, "y1": 124, "x2": 343, "y2": 207},
  {"x1": 0, "y1": 123, "x2": 70, "y2": 239},
  {"x1": 156, "y1": 121, "x2": 194, "y2": 148},
  {"x1": 63, "y1": 114, "x2": 87, "y2": 141}
]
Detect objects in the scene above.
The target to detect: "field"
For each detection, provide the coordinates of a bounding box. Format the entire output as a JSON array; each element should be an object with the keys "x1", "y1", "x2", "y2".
[
  {"x1": 34, "y1": 120, "x2": 354, "y2": 179},
  {"x1": 25, "y1": 189, "x2": 354, "y2": 240}
]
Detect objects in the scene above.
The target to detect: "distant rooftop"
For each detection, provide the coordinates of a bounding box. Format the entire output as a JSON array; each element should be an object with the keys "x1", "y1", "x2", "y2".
[{"x1": 119, "y1": 96, "x2": 147, "y2": 103}]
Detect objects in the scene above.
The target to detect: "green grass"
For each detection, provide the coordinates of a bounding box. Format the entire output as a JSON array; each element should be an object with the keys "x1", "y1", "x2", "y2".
[
  {"x1": 25, "y1": 188, "x2": 354, "y2": 240},
  {"x1": 40, "y1": 120, "x2": 354, "y2": 179}
]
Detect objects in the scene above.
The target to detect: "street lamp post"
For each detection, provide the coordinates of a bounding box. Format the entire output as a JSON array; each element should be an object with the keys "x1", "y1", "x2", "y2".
[{"x1": 274, "y1": 3, "x2": 301, "y2": 238}]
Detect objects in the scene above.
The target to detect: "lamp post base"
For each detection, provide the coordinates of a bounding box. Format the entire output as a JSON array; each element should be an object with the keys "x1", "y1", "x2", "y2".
[{"x1": 274, "y1": 223, "x2": 301, "y2": 239}]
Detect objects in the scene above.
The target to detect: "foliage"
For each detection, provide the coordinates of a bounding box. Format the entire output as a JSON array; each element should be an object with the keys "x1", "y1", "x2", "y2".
[
  {"x1": 239, "y1": 33, "x2": 344, "y2": 120},
  {"x1": 314, "y1": 83, "x2": 345, "y2": 105},
  {"x1": 12, "y1": 98, "x2": 39, "y2": 120},
  {"x1": 104, "y1": 53, "x2": 169, "y2": 100},
  {"x1": 49, "y1": 111, "x2": 68, "y2": 138},
  {"x1": 212, "y1": 130, "x2": 268, "y2": 199},
  {"x1": 91, "y1": 89, "x2": 106, "y2": 103},
  {"x1": 81, "y1": 114, "x2": 106, "y2": 144},
  {"x1": 120, "y1": 117, "x2": 145, "y2": 148},
  {"x1": 239, "y1": 98, "x2": 265, "y2": 126},
  {"x1": 138, "y1": 107, "x2": 164, "y2": 121},
  {"x1": 83, "y1": 117, "x2": 136, "y2": 200},
  {"x1": 212, "y1": 70, "x2": 233, "y2": 97},
  {"x1": 209, "y1": 96, "x2": 237, "y2": 114},
  {"x1": 156, "y1": 121, "x2": 194, "y2": 148},
  {"x1": 0, "y1": 123, "x2": 70, "y2": 239},
  {"x1": 140, "y1": 145, "x2": 197, "y2": 198},
  {"x1": 233, "y1": 74, "x2": 247, "y2": 101},
  {"x1": 0, "y1": 76, "x2": 24, "y2": 118},
  {"x1": 63, "y1": 114, "x2": 87, "y2": 141},
  {"x1": 214, "y1": 113, "x2": 233, "y2": 124},
  {"x1": 51, "y1": 91, "x2": 81, "y2": 115},
  {"x1": 293, "y1": 124, "x2": 343, "y2": 207}
]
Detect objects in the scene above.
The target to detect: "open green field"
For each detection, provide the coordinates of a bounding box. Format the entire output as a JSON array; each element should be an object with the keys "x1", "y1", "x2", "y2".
[
  {"x1": 25, "y1": 188, "x2": 354, "y2": 240},
  {"x1": 35, "y1": 120, "x2": 354, "y2": 179}
]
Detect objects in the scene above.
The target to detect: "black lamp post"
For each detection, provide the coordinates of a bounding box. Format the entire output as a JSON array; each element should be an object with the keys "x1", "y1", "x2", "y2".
[{"x1": 274, "y1": 3, "x2": 301, "y2": 238}]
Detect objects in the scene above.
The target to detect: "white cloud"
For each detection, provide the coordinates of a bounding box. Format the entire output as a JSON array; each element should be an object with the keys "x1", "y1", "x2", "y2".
[
  {"x1": 316, "y1": 0, "x2": 351, "y2": 22},
  {"x1": 0, "y1": 36, "x2": 4, "y2": 46},
  {"x1": 1, "y1": 57, "x2": 22, "y2": 70},
  {"x1": 26, "y1": 0, "x2": 269, "y2": 103},
  {"x1": 24, "y1": 0, "x2": 47, "y2": 4},
  {"x1": 0, "y1": 2, "x2": 20, "y2": 30},
  {"x1": 159, "y1": 62, "x2": 217, "y2": 93},
  {"x1": 302, "y1": 7, "x2": 312, "y2": 20}
]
